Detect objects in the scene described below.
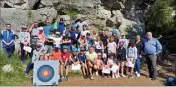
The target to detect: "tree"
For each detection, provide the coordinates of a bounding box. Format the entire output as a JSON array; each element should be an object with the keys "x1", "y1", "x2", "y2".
[{"x1": 145, "y1": 0, "x2": 176, "y2": 37}]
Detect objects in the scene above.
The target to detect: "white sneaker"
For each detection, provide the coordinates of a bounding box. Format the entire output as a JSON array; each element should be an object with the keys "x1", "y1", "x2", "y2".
[
  {"x1": 135, "y1": 71, "x2": 138, "y2": 75},
  {"x1": 115, "y1": 74, "x2": 119, "y2": 78},
  {"x1": 121, "y1": 74, "x2": 126, "y2": 77},
  {"x1": 112, "y1": 74, "x2": 115, "y2": 79},
  {"x1": 96, "y1": 72, "x2": 99, "y2": 76},
  {"x1": 137, "y1": 73, "x2": 140, "y2": 77}
]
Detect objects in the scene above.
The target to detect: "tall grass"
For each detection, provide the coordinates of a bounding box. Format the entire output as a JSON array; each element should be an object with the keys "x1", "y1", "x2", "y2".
[{"x1": 0, "y1": 51, "x2": 31, "y2": 86}]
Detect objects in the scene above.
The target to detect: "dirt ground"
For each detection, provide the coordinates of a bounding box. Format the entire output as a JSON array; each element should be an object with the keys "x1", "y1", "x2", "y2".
[
  {"x1": 21, "y1": 62, "x2": 175, "y2": 86},
  {"x1": 21, "y1": 69, "x2": 174, "y2": 86}
]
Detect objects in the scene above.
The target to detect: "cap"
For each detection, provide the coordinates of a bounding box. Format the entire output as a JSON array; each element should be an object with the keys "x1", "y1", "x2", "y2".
[
  {"x1": 39, "y1": 27, "x2": 43, "y2": 31},
  {"x1": 121, "y1": 33, "x2": 125, "y2": 36},
  {"x1": 71, "y1": 24, "x2": 77, "y2": 28},
  {"x1": 21, "y1": 26, "x2": 27, "y2": 29},
  {"x1": 55, "y1": 46, "x2": 60, "y2": 49},
  {"x1": 63, "y1": 46, "x2": 68, "y2": 49},
  {"x1": 55, "y1": 32, "x2": 60, "y2": 35},
  {"x1": 72, "y1": 48, "x2": 78, "y2": 52},
  {"x1": 97, "y1": 53, "x2": 102, "y2": 56}
]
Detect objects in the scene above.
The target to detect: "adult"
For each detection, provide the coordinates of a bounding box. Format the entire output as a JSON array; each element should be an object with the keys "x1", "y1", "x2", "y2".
[
  {"x1": 76, "y1": 16, "x2": 88, "y2": 31},
  {"x1": 70, "y1": 24, "x2": 78, "y2": 49},
  {"x1": 143, "y1": 32, "x2": 162, "y2": 80},
  {"x1": 135, "y1": 35, "x2": 144, "y2": 77},
  {"x1": 43, "y1": 20, "x2": 52, "y2": 37},
  {"x1": 50, "y1": 17, "x2": 60, "y2": 33},
  {"x1": 118, "y1": 33, "x2": 129, "y2": 49},
  {"x1": 1, "y1": 24, "x2": 15, "y2": 59},
  {"x1": 29, "y1": 22, "x2": 39, "y2": 37},
  {"x1": 18, "y1": 26, "x2": 30, "y2": 63},
  {"x1": 59, "y1": 18, "x2": 65, "y2": 35},
  {"x1": 86, "y1": 46, "x2": 98, "y2": 80},
  {"x1": 99, "y1": 31, "x2": 108, "y2": 53}
]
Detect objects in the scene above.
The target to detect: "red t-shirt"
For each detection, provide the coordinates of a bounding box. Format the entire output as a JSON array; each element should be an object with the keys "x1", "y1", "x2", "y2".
[
  {"x1": 61, "y1": 52, "x2": 70, "y2": 62},
  {"x1": 51, "y1": 51, "x2": 61, "y2": 60}
]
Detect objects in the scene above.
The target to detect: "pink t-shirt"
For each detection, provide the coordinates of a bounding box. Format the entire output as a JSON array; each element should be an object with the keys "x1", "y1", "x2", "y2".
[
  {"x1": 37, "y1": 34, "x2": 45, "y2": 44},
  {"x1": 107, "y1": 42, "x2": 117, "y2": 54}
]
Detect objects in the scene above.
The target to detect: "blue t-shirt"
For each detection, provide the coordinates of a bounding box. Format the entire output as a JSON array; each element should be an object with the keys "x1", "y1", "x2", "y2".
[
  {"x1": 78, "y1": 54, "x2": 86, "y2": 63},
  {"x1": 59, "y1": 23, "x2": 65, "y2": 33},
  {"x1": 70, "y1": 30, "x2": 76, "y2": 40},
  {"x1": 43, "y1": 26, "x2": 51, "y2": 37}
]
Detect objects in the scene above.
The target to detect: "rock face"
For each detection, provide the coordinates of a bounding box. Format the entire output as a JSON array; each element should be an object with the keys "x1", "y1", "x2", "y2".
[{"x1": 0, "y1": 0, "x2": 147, "y2": 36}]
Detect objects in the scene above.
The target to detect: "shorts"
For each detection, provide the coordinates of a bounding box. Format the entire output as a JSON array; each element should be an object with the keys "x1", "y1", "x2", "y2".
[
  {"x1": 59, "y1": 61, "x2": 72, "y2": 66},
  {"x1": 116, "y1": 56, "x2": 126, "y2": 62}
]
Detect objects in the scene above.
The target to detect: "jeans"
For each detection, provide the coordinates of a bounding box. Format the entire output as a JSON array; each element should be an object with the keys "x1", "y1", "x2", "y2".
[
  {"x1": 135, "y1": 57, "x2": 141, "y2": 73},
  {"x1": 3, "y1": 44, "x2": 15, "y2": 59},
  {"x1": 20, "y1": 43, "x2": 27, "y2": 63},
  {"x1": 25, "y1": 61, "x2": 34, "y2": 74}
]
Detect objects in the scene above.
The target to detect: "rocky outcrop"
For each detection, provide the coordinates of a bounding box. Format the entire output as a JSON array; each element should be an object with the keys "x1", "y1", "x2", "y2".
[{"x1": 0, "y1": 0, "x2": 147, "y2": 36}]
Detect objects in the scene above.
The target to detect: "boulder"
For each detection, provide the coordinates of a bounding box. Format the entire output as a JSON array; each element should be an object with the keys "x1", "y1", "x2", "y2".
[
  {"x1": 2, "y1": 64, "x2": 14, "y2": 73},
  {"x1": 1, "y1": 0, "x2": 28, "y2": 9},
  {"x1": 0, "y1": 8, "x2": 57, "y2": 30}
]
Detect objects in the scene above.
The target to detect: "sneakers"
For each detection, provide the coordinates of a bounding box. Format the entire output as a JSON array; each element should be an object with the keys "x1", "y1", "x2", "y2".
[
  {"x1": 65, "y1": 76, "x2": 68, "y2": 81},
  {"x1": 151, "y1": 77, "x2": 157, "y2": 80},
  {"x1": 25, "y1": 73, "x2": 28, "y2": 77},
  {"x1": 135, "y1": 71, "x2": 140, "y2": 77},
  {"x1": 95, "y1": 71, "x2": 99, "y2": 76},
  {"x1": 121, "y1": 74, "x2": 126, "y2": 77},
  {"x1": 115, "y1": 74, "x2": 120, "y2": 78},
  {"x1": 112, "y1": 74, "x2": 115, "y2": 79},
  {"x1": 128, "y1": 74, "x2": 133, "y2": 78},
  {"x1": 90, "y1": 76, "x2": 94, "y2": 80}
]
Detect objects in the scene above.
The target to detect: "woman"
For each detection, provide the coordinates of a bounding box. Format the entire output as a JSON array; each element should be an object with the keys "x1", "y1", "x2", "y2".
[{"x1": 94, "y1": 36, "x2": 104, "y2": 54}]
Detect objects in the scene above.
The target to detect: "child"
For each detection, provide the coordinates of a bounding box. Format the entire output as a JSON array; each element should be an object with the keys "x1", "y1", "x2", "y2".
[
  {"x1": 108, "y1": 53, "x2": 120, "y2": 79},
  {"x1": 53, "y1": 32, "x2": 62, "y2": 48},
  {"x1": 94, "y1": 53, "x2": 103, "y2": 76},
  {"x1": 50, "y1": 46, "x2": 61, "y2": 76},
  {"x1": 126, "y1": 42, "x2": 137, "y2": 78},
  {"x1": 107, "y1": 36, "x2": 117, "y2": 56},
  {"x1": 101, "y1": 53, "x2": 110, "y2": 77},
  {"x1": 116, "y1": 42, "x2": 126, "y2": 77},
  {"x1": 37, "y1": 27, "x2": 46, "y2": 45},
  {"x1": 78, "y1": 48, "x2": 88, "y2": 78},
  {"x1": 25, "y1": 44, "x2": 42, "y2": 77},
  {"x1": 71, "y1": 48, "x2": 81, "y2": 71},
  {"x1": 60, "y1": 46, "x2": 74, "y2": 81}
]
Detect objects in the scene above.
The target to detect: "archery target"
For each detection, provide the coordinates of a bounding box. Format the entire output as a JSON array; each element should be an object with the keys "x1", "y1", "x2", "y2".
[
  {"x1": 33, "y1": 60, "x2": 59, "y2": 86},
  {"x1": 37, "y1": 65, "x2": 54, "y2": 82}
]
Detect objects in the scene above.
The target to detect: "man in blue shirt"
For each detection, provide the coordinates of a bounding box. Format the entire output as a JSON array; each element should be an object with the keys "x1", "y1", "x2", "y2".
[
  {"x1": 1, "y1": 24, "x2": 15, "y2": 59},
  {"x1": 143, "y1": 32, "x2": 162, "y2": 80},
  {"x1": 43, "y1": 20, "x2": 52, "y2": 37}
]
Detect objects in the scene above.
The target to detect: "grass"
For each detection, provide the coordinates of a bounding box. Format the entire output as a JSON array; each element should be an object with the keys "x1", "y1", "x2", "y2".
[{"x1": 0, "y1": 51, "x2": 31, "y2": 86}]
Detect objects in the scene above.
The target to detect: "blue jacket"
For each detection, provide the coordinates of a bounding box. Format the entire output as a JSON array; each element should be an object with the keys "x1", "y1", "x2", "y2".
[
  {"x1": 143, "y1": 38, "x2": 162, "y2": 54},
  {"x1": 1, "y1": 30, "x2": 15, "y2": 47},
  {"x1": 59, "y1": 22, "x2": 65, "y2": 33}
]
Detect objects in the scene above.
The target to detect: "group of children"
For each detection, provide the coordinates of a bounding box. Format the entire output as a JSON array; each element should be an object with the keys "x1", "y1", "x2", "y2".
[{"x1": 13, "y1": 16, "x2": 141, "y2": 82}]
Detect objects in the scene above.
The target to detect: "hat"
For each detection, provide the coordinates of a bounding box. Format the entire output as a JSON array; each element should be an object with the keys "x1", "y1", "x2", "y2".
[
  {"x1": 72, "y1": 48, "x2": 78, "y2": 52},
  {"x1": 39, "y1": 27, "x2": 43, "y2": 31},
  {"x1": 97, "y1": 53, "x2": 102, "y2": 56},
  {"x1": 55, "y1": 46, "x2": 60, "y2": 49},
  {"x1": 21, "y1": 26, "x2": 27, "y2": 29},
  {"x1": 55, "y1": 32, "x2": 60, "y2": 35},
  {"x1": 71, "y1": 24, "x2": 77, "y2": 28},
  {"x1": 121, "y1": 33, "x2": 125, "y2": 36},
  {"x1": 63, "y1": 46, "x2": 68, "y2": 49}
]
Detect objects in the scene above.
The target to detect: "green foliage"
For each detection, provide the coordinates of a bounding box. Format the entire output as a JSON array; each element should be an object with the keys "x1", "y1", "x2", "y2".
[
  {"x1": 27, "y1": 10, "x2": 33, "y2": 19},
  {"x1": 0, "y1": 51, "x2": 30, "y2": 86},
  {"x1": 145, "y1": 0, "x2": 176, "y2": 36},
  {"x1": 66, "y1": 9, "x2": 79, "y2": 16}
]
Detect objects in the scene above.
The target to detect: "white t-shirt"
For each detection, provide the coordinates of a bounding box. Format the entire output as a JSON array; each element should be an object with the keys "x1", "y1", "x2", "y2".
[
  {"x1": 107, "y1": 42, "x2": 117, "y2": 54},
  {"x1": 76, "y1": 21, "x2": 88, "y2": 31},
  {"x1": 54, "y1": 37, "x2": 62, "y2": 45},
  {"x1": 108, "y1": 59, "x2": 116, "y2": 65},
  {"x1": 81, "y1": 30, "x2": 90, "y2": 36}
]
